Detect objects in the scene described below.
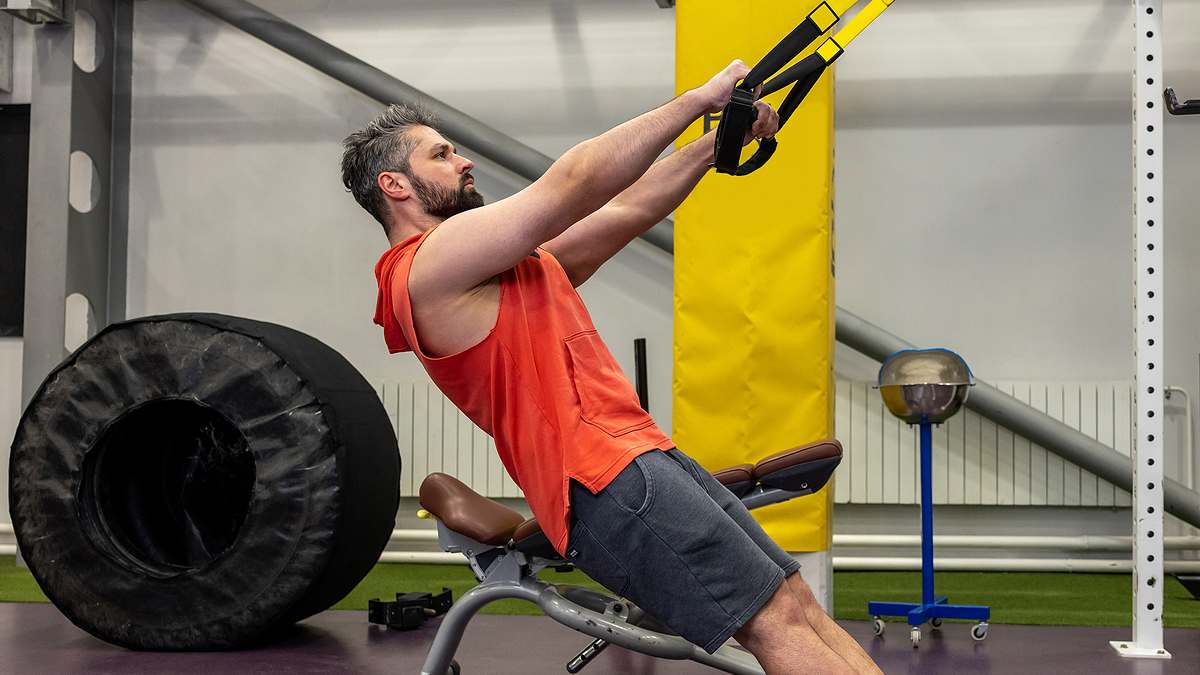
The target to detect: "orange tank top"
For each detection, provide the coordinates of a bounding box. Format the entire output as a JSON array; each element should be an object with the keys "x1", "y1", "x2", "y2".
[{"x1": 373, "y1": 229, "x2": 673, "y2": 555}]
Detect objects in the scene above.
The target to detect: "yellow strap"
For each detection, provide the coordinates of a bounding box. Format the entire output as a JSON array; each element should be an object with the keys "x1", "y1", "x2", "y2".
[{"x1": 831, "y1": 0, "x2": 894, "y2": 50}]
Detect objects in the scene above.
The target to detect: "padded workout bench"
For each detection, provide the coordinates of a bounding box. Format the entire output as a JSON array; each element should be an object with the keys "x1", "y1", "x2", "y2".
[{"x1": 415, "y1": 440, "x2": 842, "y2": 675}]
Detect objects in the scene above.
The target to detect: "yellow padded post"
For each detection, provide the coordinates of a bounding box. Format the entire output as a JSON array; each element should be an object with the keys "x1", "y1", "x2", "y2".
[{"x1": 674, "y1": 1, "x2": 836, "y2": 553}]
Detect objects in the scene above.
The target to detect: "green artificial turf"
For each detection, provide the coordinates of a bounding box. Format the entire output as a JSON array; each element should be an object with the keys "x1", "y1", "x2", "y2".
[
  {"x1": 4, "y1": 556, "x2": 1198, "y2": 628},
  {"x1": 0, "y1": 556, "x2": 49, "y2": 603},
  {"x1": 832, "y1": 571, "x2": 1200, "y2": 628}
]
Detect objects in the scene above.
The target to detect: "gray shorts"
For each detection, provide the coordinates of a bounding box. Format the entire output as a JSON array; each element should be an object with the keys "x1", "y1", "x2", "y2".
[{"x1": 566, "y1": 448, "x2": 801, "y2": 653}]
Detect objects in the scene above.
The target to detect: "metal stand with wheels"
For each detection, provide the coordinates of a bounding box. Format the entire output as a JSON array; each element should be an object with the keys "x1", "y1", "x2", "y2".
[{"x1": 866, "y1": 349, "x2": 991, "y2": 648}]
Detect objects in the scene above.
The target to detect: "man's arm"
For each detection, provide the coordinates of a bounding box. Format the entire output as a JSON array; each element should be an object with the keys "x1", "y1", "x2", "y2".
[
  {"x1": 411, "y1": 61, "x2": 751, "y2": 302},
  {"x1": 542, "y1": 131, "x2": 716, "y2": 287},
  {"x1": 543, "y1": 99, "x2": 780, "y2": 287}
]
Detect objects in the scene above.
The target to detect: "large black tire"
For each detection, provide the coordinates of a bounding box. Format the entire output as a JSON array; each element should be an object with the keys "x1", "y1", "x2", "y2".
[{"x1": 9, "y1": 313, "x2": 400, "y2": 649}]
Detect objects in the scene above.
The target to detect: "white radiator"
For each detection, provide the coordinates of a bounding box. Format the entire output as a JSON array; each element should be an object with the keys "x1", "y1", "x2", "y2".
[
  {"x1": 834, "y1": 379, "x2": 1134, "y2": 506},
  {"x1": 379, "y1": 379, "x2": 1135, "y2": 505},
  {"x1": 378, "y1": 382, "x2": 523, "y2": 499}
]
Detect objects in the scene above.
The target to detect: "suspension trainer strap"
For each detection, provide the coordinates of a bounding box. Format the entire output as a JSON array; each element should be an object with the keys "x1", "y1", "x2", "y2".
[{"x1": 714, "y1": 0, "x2": 894, "y2": 176}]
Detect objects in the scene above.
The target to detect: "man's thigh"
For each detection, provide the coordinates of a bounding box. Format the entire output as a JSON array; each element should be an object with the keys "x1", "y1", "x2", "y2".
[
  {"x1": 666, "y1": 448, "x2": 802, "y2": 577},
  {"x1": 567, "y1": 450, "x2": 787, "y2": 653}
]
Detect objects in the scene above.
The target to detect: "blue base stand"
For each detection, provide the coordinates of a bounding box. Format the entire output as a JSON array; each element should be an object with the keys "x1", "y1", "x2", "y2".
[{"x1": 867, "y1": 421, "x2": 991, "y2": 631}]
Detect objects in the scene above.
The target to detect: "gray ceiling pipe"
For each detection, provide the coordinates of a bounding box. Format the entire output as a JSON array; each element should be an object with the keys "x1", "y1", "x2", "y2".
[{"x1": 186, "y1": 0, "x2": 1200, "y2": 530}]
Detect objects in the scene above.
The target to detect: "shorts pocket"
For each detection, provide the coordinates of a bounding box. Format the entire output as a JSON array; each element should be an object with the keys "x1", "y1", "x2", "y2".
[
  {"x1": 567, "y1": 519, "x2": 630, "y2": 597},
  {"x1": 563, "y1": 330, "x2": 655, "y2": 436},
  {"x1": 603, "y1": 455, "x2": 654, "y2": 516}
]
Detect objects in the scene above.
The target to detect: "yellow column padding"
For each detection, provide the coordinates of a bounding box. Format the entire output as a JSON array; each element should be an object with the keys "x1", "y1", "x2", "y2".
[{"x1": 674, "y1": 1, "x2": 835, "y2": 552}]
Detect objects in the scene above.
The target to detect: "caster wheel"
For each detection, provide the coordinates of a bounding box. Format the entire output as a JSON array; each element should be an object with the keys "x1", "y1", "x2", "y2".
[
  {"x1": 447, "y1": 660, "x2": 461, "y2": 675},
  {"x1": 910, "y1": 626, "x2": 921, "y2": 648},
  {"x1": 971, "y1": 622, "x2": 989, "y2": 641},
  {"x1": 930, "y1": 617, "x2": 943, "y2": 629},
  {"x1": 872, "y1": 617, "x2": 885, "y2": 637}
]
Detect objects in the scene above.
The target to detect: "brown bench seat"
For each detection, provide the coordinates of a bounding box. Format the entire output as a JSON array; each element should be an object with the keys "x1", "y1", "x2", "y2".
[
  {"x1": 419, "y1": 439, "x2": 843, "y2": 560},
  {"x1": 418, "y1": 473, "x2": 526, "y2": 546}
]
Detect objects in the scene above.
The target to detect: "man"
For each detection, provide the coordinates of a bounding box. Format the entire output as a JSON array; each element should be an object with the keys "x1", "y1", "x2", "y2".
[{"x1": 342, "y1": 61, "x2": 881, "y2": 674}]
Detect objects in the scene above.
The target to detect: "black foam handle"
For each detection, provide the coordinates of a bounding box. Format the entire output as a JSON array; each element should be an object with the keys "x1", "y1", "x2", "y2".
[{"x1": 713, "y1": 87, "x2": 759, "y2": 173}]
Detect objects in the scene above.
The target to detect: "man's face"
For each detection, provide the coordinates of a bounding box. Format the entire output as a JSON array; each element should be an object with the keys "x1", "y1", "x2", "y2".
[{"x1": 402, "y1": 126, "x2": 484, "y2": 219}]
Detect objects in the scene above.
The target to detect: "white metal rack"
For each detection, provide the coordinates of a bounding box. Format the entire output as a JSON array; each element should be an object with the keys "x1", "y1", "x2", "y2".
[{"x1": 1110, "y1": 0, "x2": 1170, "y2": 660}]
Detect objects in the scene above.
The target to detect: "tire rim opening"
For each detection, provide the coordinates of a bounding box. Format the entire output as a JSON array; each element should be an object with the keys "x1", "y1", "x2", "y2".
[{"x1": 82, "y1": 398, "x2": 256, "y2": 576}]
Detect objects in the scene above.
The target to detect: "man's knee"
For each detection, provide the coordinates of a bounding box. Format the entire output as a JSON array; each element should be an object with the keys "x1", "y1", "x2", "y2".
[
  {"x1": 786, "y1": 573, "x2": 823, "y2": 610},
  {"x1": 736, "y1": 581, "x2": 815, "y2": 647}
]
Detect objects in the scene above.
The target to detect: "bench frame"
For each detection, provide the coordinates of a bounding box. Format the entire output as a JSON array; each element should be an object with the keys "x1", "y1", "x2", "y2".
[{"x1": 419, "y1": 460, "x2": 838, "y2": 675}]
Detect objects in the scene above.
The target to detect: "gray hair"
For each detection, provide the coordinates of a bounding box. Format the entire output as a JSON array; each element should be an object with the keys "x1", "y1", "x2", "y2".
[{"x1": 341, "y1": 103, "x2": 439, "y2": 229}]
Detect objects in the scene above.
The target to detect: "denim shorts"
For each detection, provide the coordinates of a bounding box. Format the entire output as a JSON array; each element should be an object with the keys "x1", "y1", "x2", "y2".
[{"x1": 566, "y1": 448, "x2": 801, "y2": 653}]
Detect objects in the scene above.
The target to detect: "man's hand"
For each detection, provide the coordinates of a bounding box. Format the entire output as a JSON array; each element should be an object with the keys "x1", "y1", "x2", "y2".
[
  {"x1": 693, "y1": 60, "x2": 779, "y2": 144},
  {"x1": 743, "y1": 100, "x2": 780, "y2": 146},
  {"x1": 694, "y1": 60, "x2": 752, "y2": 114}
]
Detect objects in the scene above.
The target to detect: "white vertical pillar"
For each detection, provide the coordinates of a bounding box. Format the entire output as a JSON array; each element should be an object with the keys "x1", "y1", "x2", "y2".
[
  {"x1": 1111, "y1": 0, "x2": 1170, "y2": 660},
  {"x1": 794, "y1": 551, "x2": 833, "y2": 611}
]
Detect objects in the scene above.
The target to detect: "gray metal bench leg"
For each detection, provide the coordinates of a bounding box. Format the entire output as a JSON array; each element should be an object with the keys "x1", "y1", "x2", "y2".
[{"x1": 419, "y1": 580, "x2": 541, "y2": 675}]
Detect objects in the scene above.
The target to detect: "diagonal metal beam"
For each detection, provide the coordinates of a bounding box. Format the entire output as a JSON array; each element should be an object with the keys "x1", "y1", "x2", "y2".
[{"x1": 185, "y1": 0, "x2": 1200, "y2": 530}]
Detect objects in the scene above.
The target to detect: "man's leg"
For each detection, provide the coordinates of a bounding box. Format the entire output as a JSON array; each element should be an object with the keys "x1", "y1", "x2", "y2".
[
  {"x1": 733, "y1": 581, "x2": 856, "y2": 675},
  {"x1": 568, "y1": 450, "x2": 859, "y2": 667},
  {"x1": 667, "y1": 448, "x2": 881, "y2": 673},
  {"x1": 784, "y1": 573, "x2": 883, "y2": 675}
]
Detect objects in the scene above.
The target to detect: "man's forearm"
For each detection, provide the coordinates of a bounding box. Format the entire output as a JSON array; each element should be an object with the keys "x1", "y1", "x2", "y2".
[
  {"x1": 609, "y1": 130, "x2": 716, "y2": 228},
  {"x1": 555, "y1": 92, "x2": 709, "y2": 216}
]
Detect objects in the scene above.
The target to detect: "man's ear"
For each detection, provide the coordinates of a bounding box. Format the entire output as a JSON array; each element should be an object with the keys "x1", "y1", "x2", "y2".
[{"x1": 377, "y1": 171, "x2": 411, "y2": 201}]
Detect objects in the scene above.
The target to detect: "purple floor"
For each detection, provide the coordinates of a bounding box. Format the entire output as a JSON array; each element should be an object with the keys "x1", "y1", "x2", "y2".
[{"x1": 1, "y1": 602, "x2": 1197, "y2": 674}]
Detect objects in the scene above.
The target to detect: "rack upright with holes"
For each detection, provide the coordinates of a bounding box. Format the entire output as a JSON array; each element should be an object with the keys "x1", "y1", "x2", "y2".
[{"x1": 1109, "y1": 0, "x2": 1170, "y2": 660}]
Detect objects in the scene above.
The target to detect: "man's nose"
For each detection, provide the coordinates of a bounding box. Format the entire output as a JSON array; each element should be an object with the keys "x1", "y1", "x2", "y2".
[{"x1": 458, "y1": 156, "x2": 475, "y2": 173}]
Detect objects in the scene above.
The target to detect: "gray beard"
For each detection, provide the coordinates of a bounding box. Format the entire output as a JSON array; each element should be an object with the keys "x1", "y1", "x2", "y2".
[{"x1": 407, "y1": 173, "x2": 485, "y2": 219}]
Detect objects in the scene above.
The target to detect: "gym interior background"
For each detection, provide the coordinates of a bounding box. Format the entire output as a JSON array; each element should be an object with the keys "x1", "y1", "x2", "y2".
[{"x1": 1, "y1": 0, "x2": 1199, "y2": 673}]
